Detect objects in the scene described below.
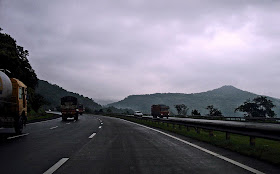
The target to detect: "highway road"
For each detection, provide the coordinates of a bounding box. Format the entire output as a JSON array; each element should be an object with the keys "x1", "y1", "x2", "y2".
[{"x1": 0, "y1": 114, "x2": 279, "y2": 174}]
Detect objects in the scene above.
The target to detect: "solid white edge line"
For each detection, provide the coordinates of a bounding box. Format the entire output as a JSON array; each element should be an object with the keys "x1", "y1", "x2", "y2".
[
  {"x1": 120, "y1": 119, "x2": 265, "y2": 174},
  {"x1": 7, "y1": 133, "x2": 29, "y2": 140},
  {"x1": 43, "y1": 158, "x2": 69, "y2": 174},
  {"x1": 50, "y1": 126, "x2": 58, "y2": 130},
  {"x1": 89, "y1": 132, "x2": 96, "y2": 139}
]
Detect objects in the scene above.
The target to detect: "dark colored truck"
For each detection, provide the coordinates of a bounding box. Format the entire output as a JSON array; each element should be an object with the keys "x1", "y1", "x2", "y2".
[
  {"x1": 61, "y1": 96, "x2": 79, "y2": 121},
  {"x1": 151, "y1": 104, "x2": 170, "y2": 118},
  {"x1": 78, "y1": 104, "x2": 84, "y2": 115}
]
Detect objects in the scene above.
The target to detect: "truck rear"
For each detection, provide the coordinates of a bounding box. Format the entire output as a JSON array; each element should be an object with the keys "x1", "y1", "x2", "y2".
[
  {"x1": 78, "y1": 104, "x2": 84, "y2": 115},
  {"x1": 61, "y1": 96, "x2": 79, "y2": 121},
  {"x1": 151, "y1": 104, "x2": 170, "y2": 119}
]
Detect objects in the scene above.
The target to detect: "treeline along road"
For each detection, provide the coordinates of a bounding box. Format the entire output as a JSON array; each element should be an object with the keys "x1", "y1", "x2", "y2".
[{"x1": 0, "y1": 114, "x2": 280, "y2": 174}]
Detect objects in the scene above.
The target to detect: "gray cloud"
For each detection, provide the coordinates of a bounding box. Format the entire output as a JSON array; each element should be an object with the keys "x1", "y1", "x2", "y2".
[{"x1": 1, "y1": 0, "x2": 280, "y2": 100}]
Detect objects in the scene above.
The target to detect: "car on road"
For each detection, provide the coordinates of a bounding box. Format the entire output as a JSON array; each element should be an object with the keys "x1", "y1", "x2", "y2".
[{"x1": 134, "y1": 111, "x2": 143, "y2": 117}]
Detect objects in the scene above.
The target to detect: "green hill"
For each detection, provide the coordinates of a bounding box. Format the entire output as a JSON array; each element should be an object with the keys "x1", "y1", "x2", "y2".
[
  {"x1": 35, "y1": 80, "x2": 102, "y2": 112},
  {"x1": 108, "y1": 85, "x2": 280, "y2": 117}
]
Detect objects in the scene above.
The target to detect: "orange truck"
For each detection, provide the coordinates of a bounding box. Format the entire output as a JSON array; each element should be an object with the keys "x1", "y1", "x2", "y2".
[
  {"x1": 61, "y1": 96, "x2": 79, "y2": 121},
  {"x1": 151, "y1": 104, "x2": 170, "y2": 119},
  {"x1": 0, "y1": 71, "x2": 27, "y2": 134}
]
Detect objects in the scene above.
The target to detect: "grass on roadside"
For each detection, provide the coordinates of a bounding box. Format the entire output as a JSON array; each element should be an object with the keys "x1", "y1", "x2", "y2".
[
  {"x1": 27, "y1": 109, "x2": 59, "y2": 122},
  {"x1": 114, "y1": 115, "x2": 280, "y2": 165},
  {"x1": 28, "y1": 113, "x2": 57, "y2": 121}
]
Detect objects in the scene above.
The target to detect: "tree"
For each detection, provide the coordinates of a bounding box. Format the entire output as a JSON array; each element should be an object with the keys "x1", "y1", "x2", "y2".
[
  {"x1": 84, "y1": 107, "x2": 93, "y2": 113},
  {"x1": 235, "y1": 96, "x2": 276, "y2": 118},
  {"x1": 174, "y1": 104, "x2": 189, "y2": 116},
  {"x1": 29, "y1": 93, "x2": 49, "y2": 112},
  {"x1": 0, "y1": 28, "x2": 43, "y2": 112},
  {"x1": 107, "y1": 108, "x2": 112, "y2": 113},
  {"x1": 206, "y1": 105, "x2": 223, "y2": 116},
  {"x1": 174, "y1": 104, "x2": 182, "y2": 115},
  {"x1": 0, "y1": 28, "x2": 38, "y2": 89},
  {"x1": 191, "y1": 109, "x2": 201, "y2": 116}
]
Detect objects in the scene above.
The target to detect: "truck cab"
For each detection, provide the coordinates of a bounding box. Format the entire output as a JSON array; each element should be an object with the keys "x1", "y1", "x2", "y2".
[
  {"x1": 151, "y1": 104, "x2": 169, "y2": 119},
  {"x1": 0, "y1": 71, "x2": 27, "y2": 134}
]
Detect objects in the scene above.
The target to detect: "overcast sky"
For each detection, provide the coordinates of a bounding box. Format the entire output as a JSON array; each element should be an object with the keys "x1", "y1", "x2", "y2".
[{"x1": 1, "y1": 0, "x2": 280, "y2": 101}]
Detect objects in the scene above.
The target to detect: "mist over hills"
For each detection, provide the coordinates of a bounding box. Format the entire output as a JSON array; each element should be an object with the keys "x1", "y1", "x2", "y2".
[
  {"x1": 95, "y1": 99, "x2": 118, "y2": 106},
  {"x1": 108, "y1": 85, "x2": 280, "y2": 117},
  {"x1": 35, "y1": 80, "x2": 102, "y2": 111}
]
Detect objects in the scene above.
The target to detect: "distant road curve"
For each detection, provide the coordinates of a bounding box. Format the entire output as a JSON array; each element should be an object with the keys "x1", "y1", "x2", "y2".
[{"x1": 45, "y1": 110, "x2": 62, "y2": 115}]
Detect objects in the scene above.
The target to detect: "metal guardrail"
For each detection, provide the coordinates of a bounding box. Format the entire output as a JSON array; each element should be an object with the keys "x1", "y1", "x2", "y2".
[
  {"x1": 183, "y1": 115, "x2": 280, "y2": 122},
  {"x1": 121, "y1": 115, "x2": 280, "y2": 146}
]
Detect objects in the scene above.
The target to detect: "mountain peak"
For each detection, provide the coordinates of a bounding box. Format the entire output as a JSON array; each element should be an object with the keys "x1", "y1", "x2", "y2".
[
  {"x1": 207, "y1": 85, "x2": 244, "y2": 95},
  {"x1": 219, "y1": 85, "x2": 239, "y2": 90},
  {"x1": 108, "y1": 84, "x2": 280, "y2": 117}
]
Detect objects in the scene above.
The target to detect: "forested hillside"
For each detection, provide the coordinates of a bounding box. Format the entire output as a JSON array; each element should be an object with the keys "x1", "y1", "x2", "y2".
[
  {"x1": 108, "y1": 86, "x2": 280, "y2": 117},
  {"x1": 35, "y1": 80, "x2": 102, "y2": 112}
]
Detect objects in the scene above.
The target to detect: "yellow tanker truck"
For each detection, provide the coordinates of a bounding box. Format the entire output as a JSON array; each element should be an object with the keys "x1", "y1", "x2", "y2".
[{"x1": 0, "y1": 70, "x2": 27, "y2": 134}]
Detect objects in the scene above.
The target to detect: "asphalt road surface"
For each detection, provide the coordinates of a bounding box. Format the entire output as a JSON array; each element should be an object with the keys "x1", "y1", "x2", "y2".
[{"x1": 0, "y1": 114, "x2": 279, "y2": 174}]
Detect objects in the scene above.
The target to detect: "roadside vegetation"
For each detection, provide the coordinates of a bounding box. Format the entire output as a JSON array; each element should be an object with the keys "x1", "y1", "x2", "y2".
[
  {"x1": 28, "y1": 112, "x2": 60, "y2": 122},
  {"x1": 110, "y1": 115, "x2": 280, "y2": 165},
  {"x1": 0, "y1": 27, "x2": 48, "y2": 116},
  {"x1": 235, "y1": 96, "x2": 276, "y2": 118},
  {"x1": 1, "y1": 27, "x2": 102, "y2": 119}
]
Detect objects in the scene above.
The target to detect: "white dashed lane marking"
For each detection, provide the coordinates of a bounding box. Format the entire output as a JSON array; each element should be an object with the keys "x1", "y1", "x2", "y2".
[
  {"x1": 43, "y1": 158, "x2": 69, "y2": 174},
  {"x1": 7, "y1": 133, "x2": 29, "y2": 140},
  {"x1": 89, "y1": 132, "x2": 96, "y2": 139}
]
